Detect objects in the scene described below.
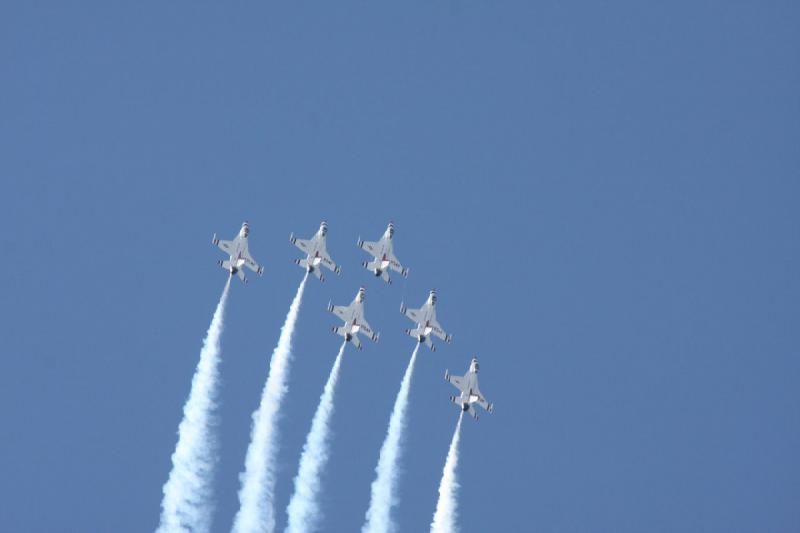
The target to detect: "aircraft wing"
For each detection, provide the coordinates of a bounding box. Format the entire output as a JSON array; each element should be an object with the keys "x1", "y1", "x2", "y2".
[
  {"x1": 359, "y1": 318, "x2": 378, "y2": 341},
  {"x1": 430, "y1": 318, "x2": 450, "y2": 341},
  {"x1": 243, "y1": 251, "x2": 263, "y2": 275},
  {"x1": 359, "y1": 239, "x2": 380, "y2": 255},
  {"x1": 329, "y1": 303, "x2": 351, "y2": 321},
  {"x1": 472, "y1": 388, "x2": 492, "y2": 411},
  {"x1": 292, "y1": 237, "x2": 313, "y2": 253},
  {"x1": 402, "y1": 306, "x2": 422, "y2": 322},
  {"x1": 216, "y1": 239, "x2": 235, "y2": 254},
  {"x1": 388, "y1": 252, "x2": 404, "y2": 273},
  {"x1": 321, "y1": 250, "x2": 340, "y2": 273},
  {"x1": 476, "y1": 396, "x2": 492, "y2": 411},
  {"x1": 447, "y1": 373, "x2": 465, "y2": 392}
]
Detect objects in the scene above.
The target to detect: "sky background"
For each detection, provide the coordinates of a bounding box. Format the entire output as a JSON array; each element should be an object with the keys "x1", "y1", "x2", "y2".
[{"x1": 1, "y1": 2, "x2": 799, "y2": 532}]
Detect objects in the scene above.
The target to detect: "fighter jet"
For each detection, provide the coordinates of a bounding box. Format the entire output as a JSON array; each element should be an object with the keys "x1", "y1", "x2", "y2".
[
  {"x1": 357, "y1": 222, "x2": 409, "y2": 284},
  {"x1": 327, "y1": 287, "x2": 379, "y2": 349},
  {"x1": 445, "y1": 358, "x2": 494, "y2": 420},
  {"x1": 400, "y1": 289, "x2": 453, "y2": 352},
  {"x1": 289, "y1": 221, "x2": 341, "y2": 281},
  {"x1": 212, "y1": 221, "x2": 264, "y2": 283}
]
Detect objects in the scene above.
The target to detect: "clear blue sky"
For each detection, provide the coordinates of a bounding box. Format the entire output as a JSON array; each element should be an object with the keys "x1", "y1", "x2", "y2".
[{"x1": 1, "y1": 2, "x2": 798, "y2": 532}]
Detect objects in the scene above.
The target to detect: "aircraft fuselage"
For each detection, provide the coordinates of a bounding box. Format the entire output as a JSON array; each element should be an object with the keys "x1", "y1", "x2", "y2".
[{"x1": 305, "y1": 253, "x2": 322, "y2": 272}]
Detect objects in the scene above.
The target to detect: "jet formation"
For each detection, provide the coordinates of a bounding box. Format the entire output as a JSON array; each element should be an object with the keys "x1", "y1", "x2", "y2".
[{"x1": 211, "y1": 220, "x2": 493, "y2": 416}]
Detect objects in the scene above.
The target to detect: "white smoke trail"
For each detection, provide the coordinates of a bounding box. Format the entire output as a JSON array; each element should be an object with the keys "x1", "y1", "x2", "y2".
[
  {"x1": 233, "y1": 274, "x2": 308, "y2": 533},
  {"x1": 157, "y1": 277, "x2": 232, "y2": 533},
  {"x1": 430, "y1": 412, "x2": 464, "y2": 533},
  {"x1": 284, "y1": 341, "x2": 347, "y2": 533},
  {"x1": 362, "y1": 344, "x2": 421, "y2": 533}
]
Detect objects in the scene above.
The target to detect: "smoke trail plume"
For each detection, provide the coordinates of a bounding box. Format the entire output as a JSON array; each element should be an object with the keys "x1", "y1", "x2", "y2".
[
  {"x1": 430, "y1": 412, "x2": 464, "y2": 533},
  {"x1": 284, "y1": 341, "x2": 347, "y2": 533},
  {"x1": 362, "y1": 344, "x2": 421, "y2": 533},
  {"x1": 233, "y1": 275, "x2": 308, "y2": 533},
  {"x1": 157, "y1": 277, "x2": 232, "y2": 533}
]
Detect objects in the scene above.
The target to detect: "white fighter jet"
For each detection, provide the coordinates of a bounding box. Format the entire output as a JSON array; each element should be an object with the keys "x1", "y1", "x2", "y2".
[
  {"x1": 327, "y1": 287, "x2": 379, "y2": 349},
  {"x1": 445, "y1": 358, "x2": 494, "y2": 420},
  {"x1": 212, "y1": 221, "x2": 264, "y2": 283},
  {"x1": 400, "y1": 289, "x2": 453, "y2": 352},
  {"x1": 289, "y1": 221, "x2": 341, "y2": 282},
  {"x1": 357, "y1": 222, "x2": 409, "y2": 284}
]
